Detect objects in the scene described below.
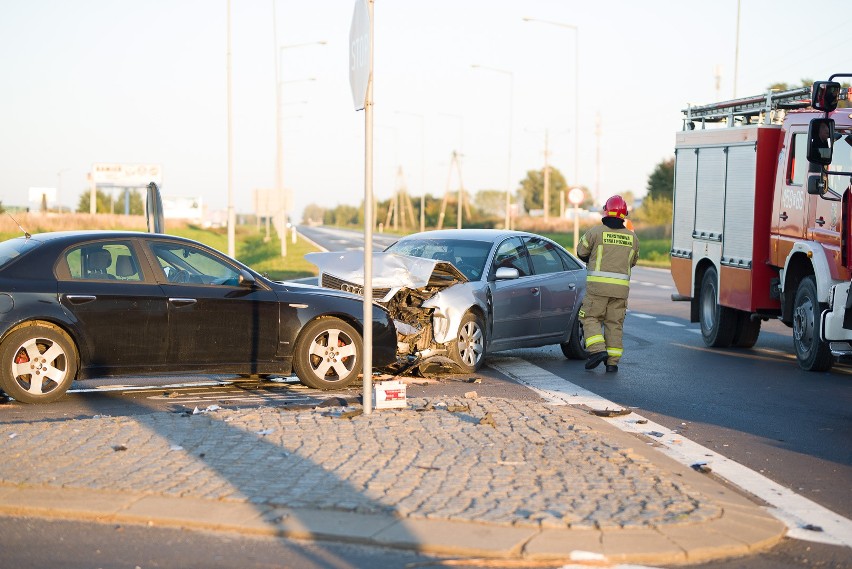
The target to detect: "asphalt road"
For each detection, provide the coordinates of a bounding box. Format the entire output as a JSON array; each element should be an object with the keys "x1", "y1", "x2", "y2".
[{"x1": 1, "y1": 225, "x2": 850, "y2": 568}]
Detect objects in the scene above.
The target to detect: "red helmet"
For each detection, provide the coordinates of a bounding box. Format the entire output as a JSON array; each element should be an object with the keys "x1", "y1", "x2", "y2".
[{"x1": 604, "y1": 195, "x2": 628, "y2": 219}]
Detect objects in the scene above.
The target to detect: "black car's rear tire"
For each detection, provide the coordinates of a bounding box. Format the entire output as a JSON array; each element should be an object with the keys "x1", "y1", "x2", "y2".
[
  {"x1": 293, "y1": 317, "x2": 362, "y2": 389},
  {"x1": 0, "y1": 322, "x2": 78, "y2": 404},
  {"x1": 561, "y1": 314, "x2": 589, "y2": 359},
  {"x1": 450, "y1": 311, "x2": 485, "y2": 372}
]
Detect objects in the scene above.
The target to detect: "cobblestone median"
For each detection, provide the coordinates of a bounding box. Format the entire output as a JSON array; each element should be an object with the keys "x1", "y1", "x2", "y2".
[{"x1": 0, "y1": 397, "x2": 721, "y2": 529}]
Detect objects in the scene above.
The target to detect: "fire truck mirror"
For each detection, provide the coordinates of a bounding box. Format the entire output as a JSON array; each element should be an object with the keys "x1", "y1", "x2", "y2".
[
  {"x1": 807, "y1": 118, "x2": 835, "y2": 166},
  {"x1": 807, "y1": 171, "x2": 828, "y2": 196},
  {"x1": 812, "y1": 81, "x2": 841, "y2": 112}
]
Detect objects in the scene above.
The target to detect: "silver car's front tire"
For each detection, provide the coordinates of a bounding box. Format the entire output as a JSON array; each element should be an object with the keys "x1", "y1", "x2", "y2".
[{"x1": 450, "y1": 311, "x2": 485, "y2": 373}]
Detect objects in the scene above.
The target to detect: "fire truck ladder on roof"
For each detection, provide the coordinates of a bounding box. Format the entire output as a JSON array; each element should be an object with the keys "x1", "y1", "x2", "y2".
[{"x1": 682, "y1": 87, "x2": 811, "y2": 129}]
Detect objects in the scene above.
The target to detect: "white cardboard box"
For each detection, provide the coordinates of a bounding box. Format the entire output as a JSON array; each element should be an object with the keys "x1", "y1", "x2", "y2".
[{"x1": 373, "y1": 380, "x2": 407, "y2": 409}]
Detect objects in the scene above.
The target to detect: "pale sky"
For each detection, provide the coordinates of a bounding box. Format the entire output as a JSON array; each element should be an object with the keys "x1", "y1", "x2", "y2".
[{"x1": 2, "y1": 0, "x2": 850, "y2": 220}]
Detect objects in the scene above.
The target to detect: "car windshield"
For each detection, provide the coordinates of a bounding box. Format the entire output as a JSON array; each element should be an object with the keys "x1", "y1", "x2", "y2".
[
  {"x1": 0, "y1": 237, "x2": 42, "y2": 270},
  {"x1": 385, "y1": 238, "x2": 492, "y2": 280}
]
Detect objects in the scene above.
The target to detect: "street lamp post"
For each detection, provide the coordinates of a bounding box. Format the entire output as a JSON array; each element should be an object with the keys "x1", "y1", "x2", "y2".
[
  {"x1": 471, "y1": 64, "x2": 514, "y2": 229},
  {"x1": 227, "y1": 0, "x2": 235, "y2": 258},
  {"x1": 271, "y1": 1, "x2": 326, "y2": 257},
  {"x1": 523, "y1": 17, "x2": 580, "y2": 202}
]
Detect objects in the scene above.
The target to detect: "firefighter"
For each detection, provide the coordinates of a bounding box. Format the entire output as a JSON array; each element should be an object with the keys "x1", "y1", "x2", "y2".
[{"x1": 576, "y1": 195, "x2": 640, "y2": 373}]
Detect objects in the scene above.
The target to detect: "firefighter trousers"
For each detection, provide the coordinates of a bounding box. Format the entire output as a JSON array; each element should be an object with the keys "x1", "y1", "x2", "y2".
[{"x1": 579, "y1": 293, "x2": 627, "y2": 365}]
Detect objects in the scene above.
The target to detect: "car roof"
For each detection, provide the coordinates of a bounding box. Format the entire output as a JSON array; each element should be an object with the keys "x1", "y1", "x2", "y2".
[
  {"x1": 396, "y1": 228, "x2": 542, "y2": 242},
  {"x1": 17, "y1": 230, "x2": 192, "y2": 246}
]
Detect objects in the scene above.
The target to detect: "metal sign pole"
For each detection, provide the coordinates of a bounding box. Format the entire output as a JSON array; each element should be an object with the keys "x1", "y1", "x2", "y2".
[{"x1": 350, "y1": 0, "x2": 374, "y2": 414}]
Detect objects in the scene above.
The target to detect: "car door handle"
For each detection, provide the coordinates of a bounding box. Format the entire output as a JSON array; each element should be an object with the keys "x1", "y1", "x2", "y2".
[
  {"x1": 169, "y1": 298, "x2": 197, "y2": 307},
  {"x1": 530, "y1": 287, "x2": 540, "y2": 296},
  {"x1": 568, "y1": 283, "x2": 576, "y2": 290},
  {"x1": 779, "y1": 212, "x2": 789, "y2": 221},
  {"x1": 815, "y1": 217, "x2": 826, "y2": 226},
  {"x1": 65, "y1": 295, "x2": 97, "y2": 305}
]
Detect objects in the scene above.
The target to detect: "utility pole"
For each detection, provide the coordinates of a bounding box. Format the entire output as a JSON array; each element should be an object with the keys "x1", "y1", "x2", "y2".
[
  {"x1": 543, "y1": 129, "x2": 551, "y2": 222},
  {"x1": 595, "y1": 113, "x2": 601, "y2": 206}
]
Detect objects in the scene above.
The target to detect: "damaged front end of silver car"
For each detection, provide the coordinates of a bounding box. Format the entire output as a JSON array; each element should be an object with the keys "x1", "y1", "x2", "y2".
[{"x1": 305, "y1": 251, "x2": 472, "y2": 376}]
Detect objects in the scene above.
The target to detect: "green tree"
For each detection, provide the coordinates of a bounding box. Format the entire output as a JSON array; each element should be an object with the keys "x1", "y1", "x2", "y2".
[
  {"x1": 635, "y1": 194, "x2": 673, "y2": 225},
  {"x1": 646, "y1": 158, "x2": 674, "y2": 201},
  {"x1": 518, "y1": 166, "x2": 569, "y2": 217},
  {"x1": 78, "y1": 189, "x2": 144, "y2": 215},
  {"x1": 302, "y1": 203, "x2": 325, "y2": 224}
]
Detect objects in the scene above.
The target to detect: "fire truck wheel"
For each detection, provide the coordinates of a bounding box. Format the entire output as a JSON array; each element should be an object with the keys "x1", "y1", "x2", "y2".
[
  {"x1": 792, "y1": 276, "x2": 833, "y2": 372},
  {"x1": 699, "y1": 267, "x2": 737, "y2": 347},
  {"x1": 732, "y1": 311, "x2": 761, "y2": 348}
]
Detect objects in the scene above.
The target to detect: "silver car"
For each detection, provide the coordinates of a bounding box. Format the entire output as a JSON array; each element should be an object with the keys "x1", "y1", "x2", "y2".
[{"x1": 307, "y1": 229, "x2": 588, "y2": 374}]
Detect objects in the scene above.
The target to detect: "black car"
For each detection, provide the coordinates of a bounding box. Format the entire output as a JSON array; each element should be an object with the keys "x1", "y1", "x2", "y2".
[{"x1": 0, "y1": 230, "x2": 397, "y2": 403}]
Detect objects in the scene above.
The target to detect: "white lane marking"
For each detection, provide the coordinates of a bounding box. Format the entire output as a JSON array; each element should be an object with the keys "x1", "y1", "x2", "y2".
[
  {"x1": 631, "y1": 314, "x2": 657, "y2": 319},
  {"x1": 489, "y1": 357, "x2": 852, "y2": 548},
  {"x1": 657, "y1": 321, "x2": 685, "y2": 327},
  {"x1": 687, "y1": 329, "x2": 701, "y2": 334}
]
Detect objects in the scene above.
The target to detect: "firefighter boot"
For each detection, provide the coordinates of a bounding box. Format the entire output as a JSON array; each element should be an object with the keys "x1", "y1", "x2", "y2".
[
  {"x1": 606, "y1": 364, "x2": 618, "y2": 373},
  {"x1": 585, "y1": 351, "x2": 608, "y2": 370}
]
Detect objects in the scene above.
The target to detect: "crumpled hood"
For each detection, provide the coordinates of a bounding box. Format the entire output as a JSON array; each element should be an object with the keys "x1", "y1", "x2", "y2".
[{"x1": 306, "y1": 251, "x2": 467, "y2": 288}]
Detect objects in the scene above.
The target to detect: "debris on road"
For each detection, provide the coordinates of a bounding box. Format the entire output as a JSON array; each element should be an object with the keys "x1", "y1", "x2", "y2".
[{"x1": 589, "y1": 407, "x2": 631, "y2": 417}]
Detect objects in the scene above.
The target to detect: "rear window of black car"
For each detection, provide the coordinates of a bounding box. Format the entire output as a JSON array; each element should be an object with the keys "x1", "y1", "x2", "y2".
[{"x1": 0, "y1": 238, "x2": 42, "y2": 270}]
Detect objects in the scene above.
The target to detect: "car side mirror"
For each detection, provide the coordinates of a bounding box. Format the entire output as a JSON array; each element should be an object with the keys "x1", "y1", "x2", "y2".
[
  {"x1": 812, "y1": 81, "x2": 841, "y2": 112},
  {"x1": 238, "y1": 269, "x2": 257, "y2": 288},
  {"x1": 807, "y1": 118, "x2": 835, "y2": 166},
  {"x1": 807, "y1": 171, "x2": 829, "y2": 196},
  {"x1": 495, "y1": 266, "x2": 520, "y2": 280}
]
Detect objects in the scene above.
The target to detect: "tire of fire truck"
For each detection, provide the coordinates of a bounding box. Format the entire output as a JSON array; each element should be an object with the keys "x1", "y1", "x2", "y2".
[
  {"x1": 732, "y1": 311, "x2": 761, "y2": 348},
  {"x1": 792, "y1": 276, "x2": 834, "y2": 372},
  {"x1": 699, "y1": 267, "x2": 737, "y2": 347}
]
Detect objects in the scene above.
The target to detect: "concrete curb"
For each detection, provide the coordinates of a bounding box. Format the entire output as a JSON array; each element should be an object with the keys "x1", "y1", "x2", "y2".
[{"x1": 0, "y1": 483, "x2": 785, "y2": 564}]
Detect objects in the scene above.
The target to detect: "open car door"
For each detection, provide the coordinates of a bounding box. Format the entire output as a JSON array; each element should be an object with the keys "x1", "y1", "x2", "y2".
[{"x1": 146, "y1": 182, "x2": 165, "y2": 234}]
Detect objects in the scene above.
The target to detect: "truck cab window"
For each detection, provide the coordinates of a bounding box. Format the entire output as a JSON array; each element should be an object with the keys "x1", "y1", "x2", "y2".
[{"x1": 788, "y1": 133, "x2": 808, "y2": 186}]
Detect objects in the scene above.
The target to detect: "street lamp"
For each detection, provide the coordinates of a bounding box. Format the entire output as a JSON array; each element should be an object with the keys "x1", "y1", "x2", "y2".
[
  {"x1": 273, "y1": 39, "x2": 325, "y2": 257},
  {"x1": 471, "y1": 64, "x2": 514, "y2": 229},
  {"x1": 522, "y1": 17, "x2": 580, "y2": 202}
]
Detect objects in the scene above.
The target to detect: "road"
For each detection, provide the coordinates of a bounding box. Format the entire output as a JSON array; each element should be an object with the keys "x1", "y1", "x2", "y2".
[{"x1": 1, "y1": 224, "x2": 850, "y2": 568}]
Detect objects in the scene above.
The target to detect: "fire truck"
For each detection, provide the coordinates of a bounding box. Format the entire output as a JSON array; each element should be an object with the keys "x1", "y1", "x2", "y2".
[{"x1": 670, "y1": 77, "x2": 852, "y2": 371}]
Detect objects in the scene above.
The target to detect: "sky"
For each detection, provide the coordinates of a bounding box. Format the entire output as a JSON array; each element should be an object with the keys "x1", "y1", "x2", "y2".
[{"x1": 2, "y1": 0, "x2": 851, "y2": 221}]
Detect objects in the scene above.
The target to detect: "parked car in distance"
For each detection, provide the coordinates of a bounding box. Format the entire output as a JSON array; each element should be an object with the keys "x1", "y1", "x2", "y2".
[
  {"x1": 308, "y1": 229, "x2": 588, "y2": 374},
  {"x1": 0, "y1": 230, "x2": 398, "y2": 403}
]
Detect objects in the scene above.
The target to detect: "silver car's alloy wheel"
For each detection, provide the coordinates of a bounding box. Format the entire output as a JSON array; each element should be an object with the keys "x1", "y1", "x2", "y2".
[{"x1": 451, "y1": 311, "x2": 485, "y2": 372}]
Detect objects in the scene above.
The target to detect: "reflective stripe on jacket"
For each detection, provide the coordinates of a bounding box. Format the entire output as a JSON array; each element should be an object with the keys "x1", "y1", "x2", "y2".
[{"x1": 577, "y1": 224, "x2": 639, "y2": 299}]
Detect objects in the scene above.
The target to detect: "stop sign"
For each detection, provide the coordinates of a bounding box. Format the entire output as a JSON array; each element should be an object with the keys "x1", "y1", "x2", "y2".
[
  {"x1": 568, "y1": 187, "x2": 584, "y2": 205},
  {"x1": 349, "y1": 0, "x2": 371, "y2": 111}
]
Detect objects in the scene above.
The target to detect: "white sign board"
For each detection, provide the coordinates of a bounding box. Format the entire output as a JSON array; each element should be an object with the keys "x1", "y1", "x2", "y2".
[
  {"x1": 568, "y1": 187, "x2": 584, "y2": 205},
  {"x1": 349, "y1": 0, "x2": 371, "y2": 111},
  {"x1": 92, "y1": 163, "x2": 162, "y2": 187}
]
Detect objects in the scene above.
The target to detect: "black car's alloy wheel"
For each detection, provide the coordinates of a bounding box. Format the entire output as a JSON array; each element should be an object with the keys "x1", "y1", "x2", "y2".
[
  {"x1": 0, "y1": 322, "x2": 78, "y2": 404},
  {"x1": 294, "y1": 317, "x2": 362, "y2": 389}
]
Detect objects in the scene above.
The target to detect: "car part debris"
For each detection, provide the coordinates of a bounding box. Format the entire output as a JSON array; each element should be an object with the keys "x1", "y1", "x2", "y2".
[
  {"x1": 479, "y1": 413, "x2": 496, "y2": 428},
  {"x1": 691, "y1": 462, "x2": 712, "y2": 473},
  {"x1": 589, "y1": 407, "x2": 631, "y2": 417}
]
